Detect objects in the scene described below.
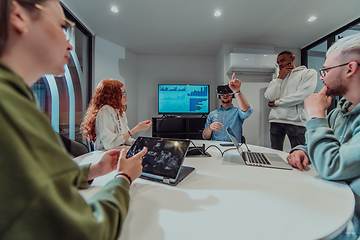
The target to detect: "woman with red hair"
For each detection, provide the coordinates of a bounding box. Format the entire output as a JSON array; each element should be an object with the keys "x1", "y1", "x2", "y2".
[{"x1": 81, "y1": 79, "x2": 152, "y2": 150}]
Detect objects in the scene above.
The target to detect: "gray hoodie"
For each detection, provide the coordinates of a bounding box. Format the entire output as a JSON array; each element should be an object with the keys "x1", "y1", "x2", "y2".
[{"x1": 264, "y1": 66, "x2": 317, "y2": 126}]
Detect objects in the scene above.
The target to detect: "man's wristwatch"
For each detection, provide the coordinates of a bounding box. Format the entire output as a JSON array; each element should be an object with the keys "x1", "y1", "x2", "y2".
[{"x1": 234, "y1": 90, "x2": 242, "y2": 95}]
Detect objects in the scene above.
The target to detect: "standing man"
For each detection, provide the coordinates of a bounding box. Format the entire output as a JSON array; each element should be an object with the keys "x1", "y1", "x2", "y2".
[
  {"x1": 203, "y1": 73, "x2": 253, "y2": 143},
  {"x1": 264, "y1": 51, "x2": 317, "y2": 151},
  {"x1": 287, "y1": 34, "x2": 360, "y2": 238}
]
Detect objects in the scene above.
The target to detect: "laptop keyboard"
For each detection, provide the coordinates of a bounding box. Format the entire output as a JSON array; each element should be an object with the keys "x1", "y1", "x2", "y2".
[{"x1": 246, "y1": 152, "x2": 271, "y2": 165}]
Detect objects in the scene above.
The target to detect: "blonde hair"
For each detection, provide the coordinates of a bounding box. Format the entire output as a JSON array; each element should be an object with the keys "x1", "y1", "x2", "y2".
[{"x1": 327, "y1": 33, "x2": 360, "y2": 61}]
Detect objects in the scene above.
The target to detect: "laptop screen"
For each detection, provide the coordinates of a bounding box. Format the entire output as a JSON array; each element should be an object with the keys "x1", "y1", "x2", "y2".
[
  {"x1": 226, "y1": 127, "x2": 242, "y2": 152},
  {"x1": 126, "y1": 137, "x2": 190, "y2": 180}
]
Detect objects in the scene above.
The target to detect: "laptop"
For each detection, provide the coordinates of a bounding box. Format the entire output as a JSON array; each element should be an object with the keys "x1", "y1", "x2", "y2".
[
  {"x1": 226, "y1": 127, "x2": 292, "y2": 170},
  {"x1": 126, "y1": 136, "x2": 195, "y2": 186}
]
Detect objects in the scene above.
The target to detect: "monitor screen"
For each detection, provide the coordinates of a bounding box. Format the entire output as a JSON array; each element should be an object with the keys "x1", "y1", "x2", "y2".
[{"x1": 158, "y1": 84, "x2": 210, "y2": 114}]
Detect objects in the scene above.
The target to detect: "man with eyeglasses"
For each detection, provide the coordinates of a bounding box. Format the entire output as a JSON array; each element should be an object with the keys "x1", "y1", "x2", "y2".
[
  {"x1": 287, "y1": 33, "x2": 360, "y2": 238},
  {"x1": 264, "y1": 51, "x2": 317, "y2": 151}
]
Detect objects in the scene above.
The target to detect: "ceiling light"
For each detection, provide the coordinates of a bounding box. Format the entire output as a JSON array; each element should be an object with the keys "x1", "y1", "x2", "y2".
[
  {"x1": 214, "y1": 11, "x2": 221, "y2": 17},
  {"x1": 111, "y1": 6, "x2": 118, "y2": 13},
  {"x1": 308, "y1": 16, "x2": 316, "y2": 22}
]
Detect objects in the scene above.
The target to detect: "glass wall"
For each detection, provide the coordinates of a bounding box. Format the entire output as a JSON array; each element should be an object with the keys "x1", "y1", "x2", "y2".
[
  {"x1": 336, "y1": 23, "x2": 360, "y2": 40},
  {"x1": 301, "y1": 18, "x2": 360, "y2": 112},
  {"x1": 302, "y1": 18, "x2": 360, "y2": 71},
  {"x1": 307, "y1": 41, "x2": 327, "y2": 93},
  {"x1": 30, "y1": 4, "x2": 93, "y2": 143}
]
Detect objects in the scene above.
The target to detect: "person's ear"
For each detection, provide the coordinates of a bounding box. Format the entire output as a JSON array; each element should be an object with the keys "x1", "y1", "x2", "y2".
[
  {"x1": 291, "y1": 55, "x2": 296, "y2": 62},
  {"x1": 346, "y1": 62, "x2": 359, "y2": 77},
  {"x1": 9, "y1": 1, "x2": 29, "y2": 35}
]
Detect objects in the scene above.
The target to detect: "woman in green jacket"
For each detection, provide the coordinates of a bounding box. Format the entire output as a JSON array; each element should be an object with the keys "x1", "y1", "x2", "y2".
[{"x1": 0, "y1": 0, "x2": 146, "y2": 239}]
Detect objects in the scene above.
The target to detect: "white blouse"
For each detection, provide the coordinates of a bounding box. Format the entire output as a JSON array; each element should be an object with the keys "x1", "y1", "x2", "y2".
[{"x1": 94, "y1": 105, "x2": 135, "y2": 150}]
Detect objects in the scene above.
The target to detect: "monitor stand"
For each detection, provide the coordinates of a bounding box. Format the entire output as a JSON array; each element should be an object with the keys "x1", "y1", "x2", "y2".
[
  {"x1": 161, "y1": 114, "x2": 180, "y2": 118},
  {"x1": 139, "y1": 166, "x2": 195, "y2": 186}
]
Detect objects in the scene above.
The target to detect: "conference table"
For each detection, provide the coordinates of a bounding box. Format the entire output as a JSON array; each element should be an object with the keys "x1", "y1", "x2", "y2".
[{"x1": 75, "y1": 140, "x2": 355, "y2": 240}]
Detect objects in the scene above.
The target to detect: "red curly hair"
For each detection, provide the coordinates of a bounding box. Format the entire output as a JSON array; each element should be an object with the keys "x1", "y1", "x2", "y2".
[{"x1": 81, "y1": 79, "x2": 127, "y2": 144}]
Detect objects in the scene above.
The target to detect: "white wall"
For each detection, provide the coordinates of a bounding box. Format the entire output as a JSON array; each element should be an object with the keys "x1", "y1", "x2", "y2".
[
  {"x1": 94, "y1": 37, "x2": 126, "y2": 86},
  {"x1": 233, "y1": 74, "x2": 273, "y2": 147},
  {"x1": 94, "y1": 36, "x2": 139, "y2": 134},
  {"x1": 137, "y1": 55, "x2": 216, "y2": 137},
  {"x1": 117, "y1": 49, "x2": 139, "y2": 134}
]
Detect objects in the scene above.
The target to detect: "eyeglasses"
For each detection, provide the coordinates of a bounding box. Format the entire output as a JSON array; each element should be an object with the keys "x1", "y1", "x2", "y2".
[
  {"x1": 319, "y1": 62, "x2": 360, "y2": 78},
  {"x1": 34, "y1": 4, "x2": 75, "y2": 42},
  {"x1": 123, "y1": 92, "x2": 127, "y2": 98}
]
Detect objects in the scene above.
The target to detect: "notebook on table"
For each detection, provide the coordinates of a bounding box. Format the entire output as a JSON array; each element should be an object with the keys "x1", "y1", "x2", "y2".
[
  {"x1": 126, "y1": 136, "x2": 194, "y2": 186},
  {"x1": 226, "y1": 127, "x2": 292, "y2": 170}
]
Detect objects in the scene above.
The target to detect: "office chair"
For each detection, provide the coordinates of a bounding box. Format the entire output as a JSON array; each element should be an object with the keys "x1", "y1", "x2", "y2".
[
  {"x1": 87, "y1": 141, "x2": 95, "y2": 152},
  {"x1": 59, "y1": 134, "x2": 89, "y2": 158}
]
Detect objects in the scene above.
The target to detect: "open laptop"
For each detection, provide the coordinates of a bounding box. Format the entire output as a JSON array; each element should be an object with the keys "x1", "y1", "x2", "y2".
[
  {"x1": 126, "y1": 136, "x2": 195, "y2": 186},
  {"x1": 226, "y1": 127, "x2": 292, "y2": 170}
]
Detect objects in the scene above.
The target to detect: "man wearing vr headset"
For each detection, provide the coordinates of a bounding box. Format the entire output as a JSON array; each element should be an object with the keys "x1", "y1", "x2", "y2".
[{"x1": 203, "y1": 73, "x2": 253, "y2": 143}]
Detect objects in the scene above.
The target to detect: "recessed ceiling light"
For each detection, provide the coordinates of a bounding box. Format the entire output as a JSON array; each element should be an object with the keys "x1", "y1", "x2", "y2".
[
  {"x1": 214, "y1": 10, "x2": 221, "y2": 17},
  {"x1": 308, "y1": 16, "x2": 316, "y2": 22},
  {"x1": 111, "y1": 6, "x2": 118, "y2": 13}
]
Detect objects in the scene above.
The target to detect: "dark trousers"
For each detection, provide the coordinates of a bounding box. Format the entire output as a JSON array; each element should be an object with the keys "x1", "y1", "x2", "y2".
[{"x1": 270, "y1": 122, "x2": 306, "y2": 151}]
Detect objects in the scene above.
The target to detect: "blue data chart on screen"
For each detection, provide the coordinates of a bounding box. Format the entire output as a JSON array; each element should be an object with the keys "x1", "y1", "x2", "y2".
[{"x1": 158, "y1": 85, "x2": 209, "y2": 114}]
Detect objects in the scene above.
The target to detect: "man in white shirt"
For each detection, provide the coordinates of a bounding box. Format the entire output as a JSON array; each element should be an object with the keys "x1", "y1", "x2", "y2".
[{"x1": 264, "y1": 51, "x2": 317, "y2": 151}]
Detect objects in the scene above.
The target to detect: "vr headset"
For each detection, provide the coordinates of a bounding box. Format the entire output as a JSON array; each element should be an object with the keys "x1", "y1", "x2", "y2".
[{"x1": 217, "y1": 84, "x2": 233, "y2": 99}]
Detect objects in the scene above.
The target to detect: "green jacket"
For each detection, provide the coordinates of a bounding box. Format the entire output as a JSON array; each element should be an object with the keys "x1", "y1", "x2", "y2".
[
  {"x1": 293, "y1": 98, "x2": 360, "y2": 231},
  {"x1": 0, "y1": 62, "x2": 130, "y2": 239}
]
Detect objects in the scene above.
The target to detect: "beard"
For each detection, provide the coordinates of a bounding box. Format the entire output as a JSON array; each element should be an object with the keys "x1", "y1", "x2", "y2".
[
  {"x1": 325, "y1": 77, "x2": 348, "y2": 96},
  {"x1": 221, "y1": 98, "x2": 231, "y2": 104}
]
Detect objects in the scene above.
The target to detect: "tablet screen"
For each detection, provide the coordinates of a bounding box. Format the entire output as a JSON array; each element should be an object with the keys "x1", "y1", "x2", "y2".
[{"x1": 126, "y1": 137, "x2": 190, "y2": 180}]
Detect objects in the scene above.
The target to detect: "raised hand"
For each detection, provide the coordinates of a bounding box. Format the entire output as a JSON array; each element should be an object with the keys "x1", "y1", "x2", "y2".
[
  {"x1": 304, "y1": 86, "x2": 333, "y2": 119},
  {"x1": 229, "y1": 73, "x2": 241, "y2": 93},
  {"x1": 135, "y1": 120, "x2": 153, "y2": 132},
  {"x1": 278, "y1": 63, "x2": 292, "y2": 79}
]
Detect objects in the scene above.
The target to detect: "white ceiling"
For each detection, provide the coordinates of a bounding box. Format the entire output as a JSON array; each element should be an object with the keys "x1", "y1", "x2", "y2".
[{"x1": 61, "y1": 0, "x2": 360, "y2": 56}]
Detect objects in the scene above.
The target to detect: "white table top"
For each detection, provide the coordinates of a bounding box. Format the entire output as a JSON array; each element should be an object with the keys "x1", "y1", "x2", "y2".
[{"x1": 76, "y1": 140, "x2": 355, "y2": 240}]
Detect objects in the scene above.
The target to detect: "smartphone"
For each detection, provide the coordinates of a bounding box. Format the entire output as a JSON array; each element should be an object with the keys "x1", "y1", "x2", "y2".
[{"x1": 220, "y1": 143, "x2": 234, "y2": 146}]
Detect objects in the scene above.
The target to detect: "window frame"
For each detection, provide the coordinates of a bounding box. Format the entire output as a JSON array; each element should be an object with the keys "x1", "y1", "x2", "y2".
[{"x1": 301, "y1": 17, "x2": 360, "y2": 66}]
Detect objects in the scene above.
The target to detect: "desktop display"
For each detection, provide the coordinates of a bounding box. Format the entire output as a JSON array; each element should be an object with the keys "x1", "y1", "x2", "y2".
[{"x1": 158, "y1": 84, "x2": 210, "y2": 114}]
